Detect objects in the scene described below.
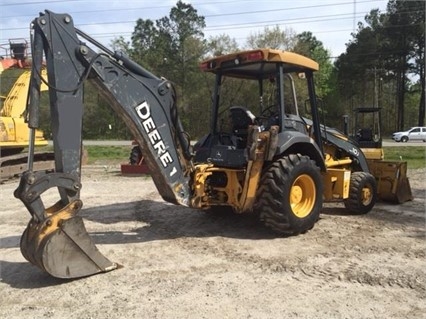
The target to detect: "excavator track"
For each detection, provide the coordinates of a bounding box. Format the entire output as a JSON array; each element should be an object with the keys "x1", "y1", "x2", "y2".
[{"x1": 0, "y1": 151, "x2": 54, "y2": 182}]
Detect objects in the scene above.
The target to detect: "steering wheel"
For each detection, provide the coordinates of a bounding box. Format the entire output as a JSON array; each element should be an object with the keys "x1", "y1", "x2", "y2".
[
  {"x1": 259, "y1": 104, "x2": 277, "y2": 118},
  {"x1": 256, "y1": 105, "x2": 279, "y2": 128}
]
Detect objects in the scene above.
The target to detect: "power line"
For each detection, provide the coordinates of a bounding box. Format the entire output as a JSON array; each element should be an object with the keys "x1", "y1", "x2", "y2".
[
  {"x1": 2, "y1": 7, "x2": 418, "y2": 35},
  {"x1": 2, "y1": 19, "x2": 420, "y2": 51},
  {"x1": 203, "y1": 0, "x2": 383, "y2": 17},
  {"x1": 205, "y1": 13, "x2": 369, "y2": 31},
  {"x1": 0, "y1": 0, "x2": 385, "y2": 20},
  {"x1": 0, "y1": 0, "x2": 85, "y2": 6},
  {"x1": 0, "y1": 10, "x2": 373, "y2": 32},
  {"x1": 1, "y1": 0, "x2": 413, "y2": 56}
]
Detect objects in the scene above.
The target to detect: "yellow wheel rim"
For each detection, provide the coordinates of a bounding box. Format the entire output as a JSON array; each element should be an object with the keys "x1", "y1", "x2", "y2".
[
  {"x1": 290, "y1": 174, "x2": 316, "y2": 218},
  {"x1": 361, "y1": 186, "x2": 373, "y2": 206}
]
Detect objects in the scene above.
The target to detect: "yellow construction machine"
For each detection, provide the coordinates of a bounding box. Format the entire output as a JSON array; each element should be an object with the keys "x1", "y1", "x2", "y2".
[
  {"x1": 1, "y1": 40, "x2": 54, "y2": 181},
  {"x1": 349, "y1": 107, "x2": 412, "y2": 203},
  {"x1": 1, "y1": 70, "x2": 49, "y2": 152},
  {"x1": 0, "y1": 38, "x2": 30, "y2": 72},
  {"x1": 13, "y1": 11, "x2": 413, "y2": 280}
]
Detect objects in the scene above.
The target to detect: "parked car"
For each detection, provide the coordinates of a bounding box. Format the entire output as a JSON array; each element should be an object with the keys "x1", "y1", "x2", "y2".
[{"x1": 392, "y1": 126, "x2": 426, "y2": 142}]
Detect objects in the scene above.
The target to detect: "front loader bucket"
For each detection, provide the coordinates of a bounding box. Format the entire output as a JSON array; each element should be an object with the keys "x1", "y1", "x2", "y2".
[
  {"x1": 20, "y1": 200, "x2": 117, "y2": 279},
  {"x1": 377, "y1": 174, "x2": 413, "y2": 204},
  {"x1": 368, "y1": 160, "x2": 413, "y2": 204}
]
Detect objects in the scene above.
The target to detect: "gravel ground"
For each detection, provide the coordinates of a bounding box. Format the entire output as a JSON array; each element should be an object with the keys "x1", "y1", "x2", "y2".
[{"x1": 0, "y1": 166, "x2": 425, "y2": 319}]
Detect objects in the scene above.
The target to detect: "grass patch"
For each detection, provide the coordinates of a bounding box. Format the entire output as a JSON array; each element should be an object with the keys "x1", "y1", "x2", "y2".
[
  {"x1": 384, "y1": 146, "x2": 426, "y2": 169},
  {"x1": 30, "y1": 145, "x2": 131, "y2": 165},
  {"x1": 32, "y1": 145, "x2": 425, "y2": 169},
  {"x1": 83, "y1": 145, "x2": 425, "y2": 169},
  {"x1": 85, "y1": 146, "x2": 131, "y2": 164}
]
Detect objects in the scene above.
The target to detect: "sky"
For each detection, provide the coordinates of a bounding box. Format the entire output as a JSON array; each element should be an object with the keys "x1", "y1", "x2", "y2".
[{"x1": 0, "y1": 0, "x2": 389, "y2": 60}]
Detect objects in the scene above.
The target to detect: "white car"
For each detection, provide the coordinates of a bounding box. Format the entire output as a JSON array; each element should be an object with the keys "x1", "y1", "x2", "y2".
[{"x1": 392, "y1": 126, "x2": 426, "y2": 142}]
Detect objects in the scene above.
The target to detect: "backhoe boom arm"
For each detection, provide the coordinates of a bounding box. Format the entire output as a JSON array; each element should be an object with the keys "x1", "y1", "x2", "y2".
[
  {"x1": 14, "y1": 10, "x2": 192, "y2": 279},
  {"x1": 26, "y1": 10, "x2": 192, "y2": 205}
]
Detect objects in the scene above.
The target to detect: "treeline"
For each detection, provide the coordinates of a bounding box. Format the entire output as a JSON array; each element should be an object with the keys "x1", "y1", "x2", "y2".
[
  {"x1": 333, "y1": 0, "x2": 425, "y2": 134},
  {"x1": 1, "y1": 0, "x2": 424, "y2": 139}
]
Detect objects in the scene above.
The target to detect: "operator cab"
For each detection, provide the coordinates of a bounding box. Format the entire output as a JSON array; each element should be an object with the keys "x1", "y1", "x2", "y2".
[
  {"x1": 193, "y1": 49, "x2": 321, "y2": 167},
  {"x1": 352, "y1": 107, "x2": 382, "y2": 148}
]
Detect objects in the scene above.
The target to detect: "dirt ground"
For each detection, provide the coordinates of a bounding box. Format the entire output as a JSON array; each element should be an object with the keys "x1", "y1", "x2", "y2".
[{"x1": 0, "y1": 165, "x2": 425, "y2": 319}]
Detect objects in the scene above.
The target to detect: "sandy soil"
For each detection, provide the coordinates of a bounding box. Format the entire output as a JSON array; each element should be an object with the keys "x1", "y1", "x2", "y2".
[{"x1": 0, "y1": 166, "x2": 425, "y2": 319}]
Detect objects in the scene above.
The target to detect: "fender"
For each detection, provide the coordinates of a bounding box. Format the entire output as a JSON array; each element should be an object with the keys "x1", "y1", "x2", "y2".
[
  {"x1": 276, "y1": 130, "x2": 326, "y2": 171},
  {"x1": 321, "y1": 128, "x2": 370, "y2": 173}
]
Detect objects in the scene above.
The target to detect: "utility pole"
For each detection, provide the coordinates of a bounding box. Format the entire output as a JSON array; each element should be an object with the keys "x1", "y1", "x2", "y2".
[{"x1": 353, "y1": 0, "x2": 356, "y2": 32}]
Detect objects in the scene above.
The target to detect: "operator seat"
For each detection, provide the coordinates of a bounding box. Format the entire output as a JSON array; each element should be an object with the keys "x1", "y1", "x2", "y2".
[
  {"x1": 357, "y1": 128, "x2": 373, "y2": 141},
  {"x1": 229, "y1": 106, "x2": 255, "y2": 148}
]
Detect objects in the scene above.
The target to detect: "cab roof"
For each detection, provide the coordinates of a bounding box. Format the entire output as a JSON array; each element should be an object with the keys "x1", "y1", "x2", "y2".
[{"x1": 200, "y1": 48, "x2": 319, "y2": 80}]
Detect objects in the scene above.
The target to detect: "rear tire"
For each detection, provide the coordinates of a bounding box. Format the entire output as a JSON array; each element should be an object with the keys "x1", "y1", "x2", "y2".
[
  {"x1": 255, "y1": 154, "x2": 323, "y2": 235},
  {"x1": 344, "y1": 172, "x2": 377, "y2": 214},
  {"x1": 129, "y1": 146, "x2": 142, "y2": 165}
]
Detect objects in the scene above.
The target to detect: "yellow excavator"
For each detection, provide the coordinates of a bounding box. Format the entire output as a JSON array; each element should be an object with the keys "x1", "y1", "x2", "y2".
[
  {"x1": 1, "y1": 41, "x2": 54, "y2": 181},
  {"x1": 1, "y1": 69, "x2": 49, "y2": 152}
]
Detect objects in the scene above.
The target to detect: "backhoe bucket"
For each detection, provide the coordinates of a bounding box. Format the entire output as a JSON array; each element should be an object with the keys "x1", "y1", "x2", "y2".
[
  {"x1": 20, "y1": 200, "x2": 117, "y2": 279},
  {"x1": 368, "y1": 160, "x2": 413, "y2": 204}
]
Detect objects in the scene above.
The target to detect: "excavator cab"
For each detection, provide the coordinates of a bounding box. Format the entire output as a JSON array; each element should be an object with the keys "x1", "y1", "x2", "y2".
[
  {"x1": 0, "y1": 39, "x2": 29, "y2": 71},
  {"x1": 9, "y1": 39, "x2": 28, "y2": 60}
]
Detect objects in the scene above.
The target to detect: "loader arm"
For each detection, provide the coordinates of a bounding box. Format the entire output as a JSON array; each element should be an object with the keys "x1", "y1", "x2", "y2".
[{"x1": 14, "y1": 10, "x2": 192, "y2": 278}]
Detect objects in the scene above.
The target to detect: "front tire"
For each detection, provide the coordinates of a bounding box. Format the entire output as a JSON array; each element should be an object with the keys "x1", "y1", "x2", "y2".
[
  {"x1": 344, "y1": 172, "x2": 377, "y2": 214},
  {"x1": 401, "y1": 136, "x2": 409, "y2": 142},
  {"x1": 255, "y1": 154, "x2": 323, "y2": 235}
]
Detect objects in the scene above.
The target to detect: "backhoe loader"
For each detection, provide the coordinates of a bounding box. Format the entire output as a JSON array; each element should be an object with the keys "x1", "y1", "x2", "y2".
[{"x1": 16, "y1": 10, "x2": 383, "y2": 279}]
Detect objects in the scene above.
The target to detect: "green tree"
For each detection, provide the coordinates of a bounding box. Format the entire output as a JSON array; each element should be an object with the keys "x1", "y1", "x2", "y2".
[
  {"x1": 335, "y1": 14, "x2": 384, "y2": 104},
  {"x1": 385, "y1": 0, "x2": 425, "y2": 127},
  {"x1": 205, "y1": 34, "x2": 239, "y2": 57},
  {"x1": 82, "y1": 82, "x2": 131, "y2": 139},
  {"x1": 294, "y1": 31, "x2": 334, "y2": 98},
  {"x1": 334, "y1": 1, "x2": 424, "y2": 134},
  {"x1": 246, "y1": 25, "x2": 296, "y2": 50},
  {"x1": 383, "y1": 0, "x2": 415, "y2": 130},
  {"x1": 113, "y1": 1, "x2": 208, "y2": 138},
  {"x1": 110, "y1": 36, "x2": 131, "y2": 54},
  {"x1": 130, "y1": 18, "x2": 168, "y2": 75}
]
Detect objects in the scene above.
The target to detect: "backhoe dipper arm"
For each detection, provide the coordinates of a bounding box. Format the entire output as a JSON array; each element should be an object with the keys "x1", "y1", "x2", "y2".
[
  {"x1": 24, "y1": 10, "x2": 192, "y2": 205},
  {"x1": 13, "y1": 10, "x2": 192, "y2": 278}
]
